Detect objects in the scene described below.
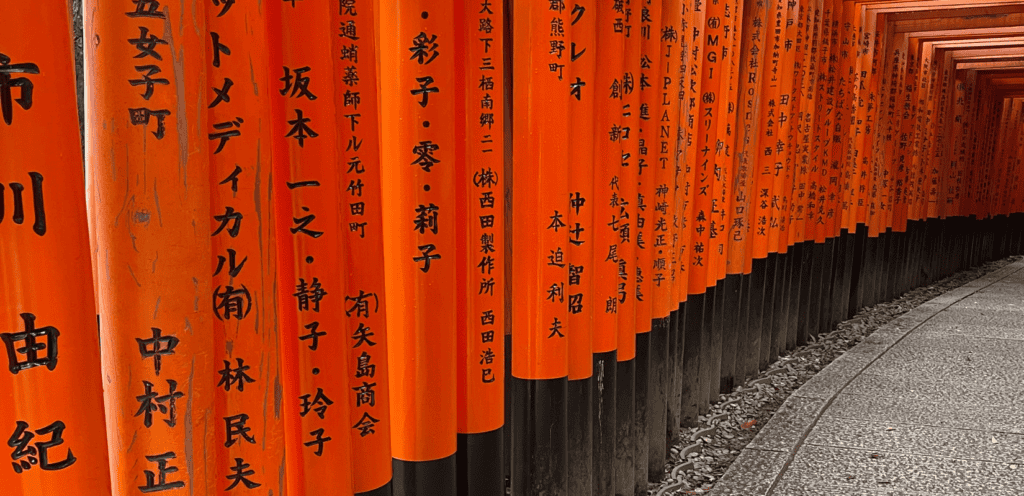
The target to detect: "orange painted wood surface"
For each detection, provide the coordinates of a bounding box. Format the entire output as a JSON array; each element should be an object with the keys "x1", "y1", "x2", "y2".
[
  {"x1": 592, "y1": 0, "x2": 626, "y2": 355},
  {"x1": 86, "y1": 0, "x2": 218, "y2": 494},
  {"x1": 456, "y1": 0, "x2": 505, "y2": 432},
  {"x1": 2, "y1": 4, "x2": 112, "y2": 495},
  {"x1": 510, "y1": 0, "x2": 570, "y2": 380},
  {"x1": 379, "y1": 0, "x2": 459, "y2": 463},
  {"x1": 10, "y1": 3, "x2": 1024, "y2": 495},
  {"x1": 334, "y1": 0, "x2": 394, "y2": 489},
  {"x1": 618, "y1": 0, "x2": 641, "y2": 359},
  {"x1": 269, "y1": 0, "x2": 356, "y2": 492},
  {"x1": 568, "y1": 0, "x2": 597, "y2": 379},
  {"x1": 653, "y1": 0, "x2": 684, "y2": 312},
  {"x1": 636, "y1": 0, "x2": 665, "y2": 332},
  {"x1": 686, "y1": 0, "x2": 710, "y2": 290},
  {"x1": 736, "y1": 0, "x2": 770, "y2": 272},
  {"x1": 206, "y1": 0, "x2": 288, "y2": 493}
]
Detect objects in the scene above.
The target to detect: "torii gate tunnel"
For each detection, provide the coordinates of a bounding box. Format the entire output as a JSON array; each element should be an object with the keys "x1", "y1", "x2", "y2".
[{"x1": 2, "y1": 0, "x2": 1023, "y2": 495}]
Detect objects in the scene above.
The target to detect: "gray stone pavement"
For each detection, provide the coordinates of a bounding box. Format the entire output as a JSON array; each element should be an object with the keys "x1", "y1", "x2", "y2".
[{"x1": 714, "y1": 260, "x2": 1024, "y2": 496}]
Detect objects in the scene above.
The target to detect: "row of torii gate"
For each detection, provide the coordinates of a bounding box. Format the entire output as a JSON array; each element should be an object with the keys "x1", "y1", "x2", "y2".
[{"x1": 2, "y1": 0, "x2": 1023, "y2": 495}]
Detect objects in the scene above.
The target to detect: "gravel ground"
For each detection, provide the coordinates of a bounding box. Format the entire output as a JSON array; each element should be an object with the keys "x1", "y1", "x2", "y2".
[{"x1": 650, "y1": 255, "x2": 1021, "y2": 496}]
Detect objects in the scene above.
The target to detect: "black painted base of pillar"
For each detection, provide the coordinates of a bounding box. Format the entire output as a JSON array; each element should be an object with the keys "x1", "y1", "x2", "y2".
[
  {"x1": 567, "y1": 377, "x2": 593, "y2": 496},
  {"x1": 666, "y1": 304, "x2": 685, "y2": 446},
  {"x1": 808, "y1": 241, "x2": 827, "y2": 340},
  {"x1": 680, "y1": 293, "x2": 704, "y2": 427},
  {"x1": 763, "y1": 254, "x2": 778, "y2": 369},
  {"x1": 647, "y1": 316, "x2": 670, "y2": 481},
  {"x1": 357, "y1": 481, "x2": 393, "y2": 496},
  {"x1": 592, "y1": 350, "x2": 617, "y2": 495},
  {"x1": 394, "y1": 456, "x2": 457, "y2": 496},
  {"x1": 699, "y1": 285, "x2": 716, "y2": 413},
  {"x1": 839, "y1": 229, "x2": 856, "y2": 321},
  {"x1": 795, "y1": 242, "x2": 812, "y2": 347},
  {"x1": 749, "y1": 257, "x2": 768, "y2": 373},
  {"x1": 770, "y1": 253, "x2": 787, "y2": 362},
  {"x1": 848, "y1": 224, "x2": 867, "y2": 317},
  {"x1": 736, "y1": 273, "x2": 754, "y2": 384},
  {"x1": 457, "y1": 428, "x2": 503, "y2": 496},
  {"x1": 719, "y1": 274, "x2": 742, "y2": 395},
  {"x1": 827, "y1": 233, "x2": 845, "y2": 331},
  {"x1": 710, "y1": 280, "x2": 726, "y2": 403},
  {"x1": 633, "y1": 331, "x2": 650, "y2": 495},
  {"x1": 784, "y1": 244, "x2": 800, "y2": 351},
  {"x1": 819, "y1": 236, "x2": 837, "y2": 333},
  {"x1": 503, "y1": 334, "x2": 512, "y2": 493},
  {"x1": 510, "y1": 376, "x2": 568, "y2": 495},
  {"x1": 614, "y1": 359, "x2": 635, "y2": 496},
  {"x1": 777, "y1": 247, "x2": 794, "y2": 355}
]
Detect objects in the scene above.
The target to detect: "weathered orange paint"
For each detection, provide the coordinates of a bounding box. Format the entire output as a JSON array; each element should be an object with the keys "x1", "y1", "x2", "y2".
[
  {"x1": 618, "y1": 1, "x2": 641, "y2": 359},
  {"x1": 206, "y1": 0, "x2": 288, "y2": 493},
  {"x1": 456, "y1": 0, "x2": 505, "y2": 431},
  {"x1": 688, "y1": 0, "x2": 714, "y2": 290},
  {"x1": 567, "y1": 0, "x2": 597, "y2": 380},
  {"x1": 1, "y1": 4, "x2": 111, "y2": 495},
  {"x1": 509, "y1": 0, "x2": 570, "y2": 379},
  {"x1": 269, "y1": 0, "x2": 356, "y2": 492},
  {"x1": 593, "y1": 0, "x2": 626, "y2": 354},
  {"x1": 736, "y1": 0, "x2": 771, "y2": 273},
  {"x1": 85, "y1": 0, "x2": 218, "y2": 493},
  {"x1": 774, "y1": 0, "x2": 802, "y2": 255},
  {"x1": 653, "y1": 0, "x2": 684, "y2": 312},
  {"x1": 750, "y1": 0, "x2": 782, "y2": 258},
  {"x1": 379, "y1": 0, "x2": 460, "y2": 462},
  {"x1": 637, "y1": 0, "x2": 665, "y2": 333},
  {"x1": 334, "y1": 0, "x2": 394, "y2": 489},
  {"x1": 715, "y1": 0, "x2": 742, "y2": 278},
  {"x1": 809, "y1": 0, "x2": 840, "y2": 241},
  {"x1": 675, "y1": 0, "x2": 697, "y2": 303},
  {"x1": 792, "y1": 0, "x2": 823, "y2": 247}
]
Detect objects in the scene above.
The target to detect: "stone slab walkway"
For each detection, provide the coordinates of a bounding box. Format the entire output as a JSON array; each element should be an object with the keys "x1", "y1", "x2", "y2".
[{"x1": 714, "y1": 259, "x2": 1024, "y2": 496}]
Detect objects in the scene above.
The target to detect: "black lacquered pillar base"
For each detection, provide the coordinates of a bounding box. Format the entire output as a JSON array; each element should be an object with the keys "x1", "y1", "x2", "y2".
[
  {"x1": 680, "y1": 292, "x2": 705, "y2": 426},
  {"x1": 510, "y1": 377, "x2": 568, "y2": 496},
  {"x1": 567, "y1": 376, "x2": 593, "y2": 496},
  {"x1": 457, "y1": 428, "x2": 504, "y2": 496},
  {"x1": 592, "y1": 350, "x2": 617, "y2": 495},
  {"x1": 394, "y1": 456, "x2": 457, "y2": 496}
]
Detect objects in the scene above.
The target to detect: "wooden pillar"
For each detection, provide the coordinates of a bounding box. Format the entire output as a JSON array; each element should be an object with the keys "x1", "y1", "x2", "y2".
[
  {"x1": 634, "y1": 0, "x2": 665, "y2": 487},
  {"x1": 713, "y1": 0, "x2": 744, "y2": 399},
  {"x1": 615, "y1": 4, "x2": 641, "y2": 492},
  {"x1": 207, "y1": 0, "x2": 288, "y2": 492},
  {"x1": 269, "y1": 0, "x2": 358, "y2": 493},
  {"x1": 455, "y1": 0, "x2": 505, "y2": 492},
  {"x1": 508, "y1": 0, "x2": 571, "y2": 493},
  {"x1": 2, "y1": 4, "x2": 111, "y2": 495},
  {"x1": 661, "y1": 0, "x2": 687, "y2": 451},
  {"x1": 336, "y1": 1, "x2": 395, "y2": 493},
  {"x1": 379, "y1": 1, "x2": 459, "y2": 493},
  {"x1": 85, "y1": 0, "x2": 218, "y2": 493},
  {"x1": 565, "y1": 1, "x2": 596, "y2": 493},
  {"x1": 649, "y1": 0, "x2": 683, "y2": 476},
  {"x1": 592, "y1": 1, "x2": 625, "y2": 491},
  {"x1": 676, "y1": 0, "x2": 702, "y2": 427},
  {"x1": 735, "y1": 0, "x2": 769, "y2": 381}
]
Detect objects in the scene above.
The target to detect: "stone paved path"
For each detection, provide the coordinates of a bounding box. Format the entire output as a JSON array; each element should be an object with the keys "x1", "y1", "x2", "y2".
[{"x1": 714, "y1": 259, "x2": 1024, "y2": 496}]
